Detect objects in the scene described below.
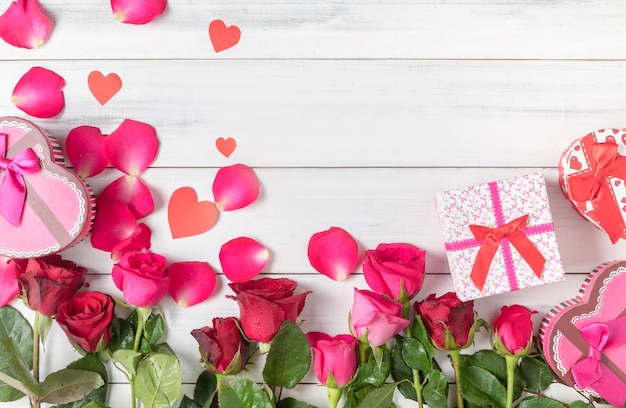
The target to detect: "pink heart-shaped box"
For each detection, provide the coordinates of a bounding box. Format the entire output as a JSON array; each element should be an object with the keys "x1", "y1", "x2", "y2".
[
  {"x1": 539, "y1": 260, "x2": 626, "y2": 405},
  {"x1": 0, "y1": 117, "x2": 94, "y2": 258}
]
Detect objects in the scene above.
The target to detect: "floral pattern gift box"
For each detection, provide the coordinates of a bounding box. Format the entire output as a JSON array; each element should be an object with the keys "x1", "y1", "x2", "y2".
[{"x1": 435, "y1": 173, "x2": 565, "y2": 301}]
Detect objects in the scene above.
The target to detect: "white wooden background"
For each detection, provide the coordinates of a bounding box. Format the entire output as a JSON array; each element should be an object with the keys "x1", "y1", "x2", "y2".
[{"x1": 2, "y1": 0, "x2": 626, "y2": 406}]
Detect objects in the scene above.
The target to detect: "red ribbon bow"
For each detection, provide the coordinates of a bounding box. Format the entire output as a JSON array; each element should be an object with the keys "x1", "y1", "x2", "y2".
[
  {"x1": 468, "y1": 214, "x2": 545, "y2": 291},
  {"x1": 568, "y1": 141, "x2": 626, "y2": 243},
  {"x1": 0, "y1": 133, "x2": 40, "y2": 227},
  {"x1": 571, "y1": 315, "x2": 626, "y2": 407}
]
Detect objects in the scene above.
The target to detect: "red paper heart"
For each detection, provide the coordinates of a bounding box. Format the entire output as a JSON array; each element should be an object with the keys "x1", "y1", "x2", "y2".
[
  {"x1": 540, "y1": 261, "x2": 626, "y2": 405},
  {"x1": 569, "y1": 156, "x2": 582, "y2": 170},
  {"x1": 88, "y1": 71, "x2": 122, "y2": 105},
  {"x1": 209, "y1": 20, "x2": 241, "y2": 53},
  {"x1": 216, "y1": 137, "x2": 237, "y2": 158},
  {"x1": 168, "y1": 187, "x2": 218, "y2": 239}
]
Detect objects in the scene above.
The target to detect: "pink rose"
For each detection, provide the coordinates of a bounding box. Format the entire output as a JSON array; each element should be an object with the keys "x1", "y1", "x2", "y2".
[
  {"x1": 0, "y1": 257, "x2": 27, "y2": 307},
  {"x1": 363, "y1": 243, "x2": 426, "y2": 301},
  {"x1": 112, "y1": 250, "x2": 169, "y2": 307},
  {"x1": 493, "y1": 304, "x2": 537, "y2": 355},
  {"x1": 227, "y1": 278, "x2": 311, "y2": 343},
  {"x1": 350, "y1": 288, "x2": 409, "y2": 347},
  {"x1": 306, "y1": 332, "x2": 357, "y2": 388}
]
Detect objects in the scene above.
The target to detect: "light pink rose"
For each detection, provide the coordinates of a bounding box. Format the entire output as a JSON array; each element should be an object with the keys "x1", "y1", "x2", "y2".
[{"x1": 350, "y1": 288, "x2": 409, "y2": 347}]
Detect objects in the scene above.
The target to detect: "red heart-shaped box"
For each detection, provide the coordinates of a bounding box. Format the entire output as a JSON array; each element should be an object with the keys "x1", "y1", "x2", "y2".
[
  {"x1": 539, "y1": 260, "x2": 626, "y2": 406},
  {"x1": 0, "y1": 117, "x2": 94, "y2": 258},
  {"x1": 558, "y1": 128, "x2": 626, "y2": 243}
]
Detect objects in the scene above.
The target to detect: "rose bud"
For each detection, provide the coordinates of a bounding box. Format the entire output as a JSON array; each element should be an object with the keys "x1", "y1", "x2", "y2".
[
  {"x1": 416, "y1": 292, "x2": 475, "y2": 351},
  {"x1": 112, "y1": 250, "x2": 169, "y2": 307},
  {"x1": 493, "y1": 304, "x2": 537, "y2": 356},
  {"x1": 306, "y1": 331, "x2": 357, "y2": 388},
  {"x1": 363, "y1": 243, "x2": 426, "y2": 302},
  {"x1": 18, "y1": 255, "x2": 87, "y2": 316},
  {"x1": 227, "y1": 278, "x2": 311, "y2": 343},
  {"x1": 191, "y1": 317, "x2": 249, "y2": 375},
  {"x1": 350, "y1": 288, "x2": 409, "y2": 347},
  {"x1": 56, "y1": 291, "x2": 115, "y2": 353}
]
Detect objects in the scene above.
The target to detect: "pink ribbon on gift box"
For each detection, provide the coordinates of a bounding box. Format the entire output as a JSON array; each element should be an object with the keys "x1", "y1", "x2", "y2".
[
  {"x1": 571, "y1": 315, "x2": 626, "y2": 407},
  {"x1": 444, "y1": 181, "x2": 551, "y2": 292},
  {"x1": 0, "y1": 133, "x2": 41, "y2": 227}
]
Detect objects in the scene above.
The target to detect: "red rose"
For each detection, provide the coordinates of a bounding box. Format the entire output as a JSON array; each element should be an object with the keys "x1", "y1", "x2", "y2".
[
  {"x1": 112, "y1": 250, "x2": 169, "y2": 307},
  {"x1": 18, "y1": 255, "x2": 87, "y2": 316},
  {"x1": 493, "y1": 304, "x2": 537, "y2": 355},
  {"x1": 191, "y1": 317, "x2": 249, "y2": 375},
  {"x1": 416, "y1": 292, "x2": 474, "y2": 350},
  {"x1": 363, "y1": 243, "x2": 426, "y2": 301},
  {"x1": 57, "y1": 291, "x2": 115, "y2": 353},
  {"x1": 228, "y1": 278, "x2": 311, "y2": 343}
]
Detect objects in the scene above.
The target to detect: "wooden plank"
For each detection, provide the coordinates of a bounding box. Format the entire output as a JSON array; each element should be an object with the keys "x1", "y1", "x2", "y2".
[
  {"x1": 2, "y1": 59, "x2": 626, "y2": 168},
  {"x1": 2, "y1": 1, "x2": 626, "y2": 60}
]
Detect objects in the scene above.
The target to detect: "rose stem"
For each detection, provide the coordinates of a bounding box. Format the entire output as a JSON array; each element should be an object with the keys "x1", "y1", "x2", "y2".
[
  {"x1": 505, "y1": 355, "x2": 519, "y2": 408},
  {"x1": 403, "y1": 303, "x2": 424, "y2": 408},
  {"x1": 130, "y1": 310, "x2": 146, "y2": 408},
  {"x1": 32, "y1": 312, "x2": 40, "y2": 408},
  {"x1": 449, "y1": 349, "x2": 464, "y2": 408}
]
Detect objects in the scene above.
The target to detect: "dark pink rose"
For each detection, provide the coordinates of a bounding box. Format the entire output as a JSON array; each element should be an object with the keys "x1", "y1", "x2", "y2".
[
  {"x1": 306, "y1": 331, "x2": 357, "y2": 388},
  {"x1": 493, "y1": 304, "x2": 537, "y2": 355},
  {"x1": 112, "y1": 250, "x2": 169, "y2": 307}
]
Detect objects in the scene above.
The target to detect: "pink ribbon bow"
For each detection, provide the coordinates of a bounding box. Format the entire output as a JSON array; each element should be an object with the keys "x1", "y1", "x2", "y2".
[
  {"x1": 571, "y1": 315, "x2": 626, "y2": 407},
  {"x1": 0, "y1": 133, "x2": 40, "y2": 227}
]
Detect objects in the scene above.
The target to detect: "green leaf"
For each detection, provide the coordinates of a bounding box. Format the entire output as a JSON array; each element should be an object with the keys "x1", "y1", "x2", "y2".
[
  {"x1": 390, "y1": 340, "x2": 416, "y2": 401},
  {"x1": 40, "y1": 368, "x2": 104, "y2": 404},
  {"x1": 1, "y1": 337, "x2": 43, "y2": 397},
  {"x1": 262, "y1": 321, "x2": 311, "y2": 389},
  {"x1": 144, "y1": 313, "x2": 166, "y2": 345},
  {"x1": 457, "y1": 365, "x2": 506, "y2": 408},
  {"x1": 217, "y1": 375, "x2": 273, "y2": 408},
  {"x1": 401, "y1": 337, "x2": 430, "y2": 371},
  {"x1": 38, "y1": 314, "x2": 53, "y2": 348},
  {"x1": 54, "y1": 354, "x2": 108, "y2": 408},
  {"x1": 178, "y1": 395, "x2": 201, "y2": 408},
  {"x1": 520, "y1": 357, "x2": 554, "y2": 393},
  {"x1": 135, "y1": 353, "x2": 182, "y2": 408},
  {"x1": 113, "y1": 349, "x2": 142, "y2": 376},
  {"x1": 79, "y1": 401, "x2": 110, "y2": 408},
  {"x1": 422, "y1": 369, "x2": 449, "y2": 408},
  {"x1": 277, "y1": 397, "x2": 318, "y2": 408},
  {"x1": 0, "y1": 306, "x2": 33, "y2": 401},
  {"x1": 411, "y1": 316, "x2": 435, "y2": 360},
  {"x1": 193, "y1": 371, "x2": 217, "y2": 408},
  {"x1": 460, "y1": 350, "x2": 526, "y2": 391},
  {"x1": 516, "y1": 396, "x2": 566, "y2": 408},
  {"x1": 359, "y1": 382, "x2": 398, "y2": 408},
  {"x1": 109, "y1": 317, "x2": 135, "y2": 352},
  {"x1": 568, "y1": 401, "x2": 594, "y2": 408},
  {"x1": 354, "y1": 346, "x2": 391, "y2": 389}
]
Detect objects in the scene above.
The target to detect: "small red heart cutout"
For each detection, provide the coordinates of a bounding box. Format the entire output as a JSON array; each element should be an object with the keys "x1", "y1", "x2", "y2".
[
  {"x1": 168, "y1": 187, "x2": 218, "y2": 239},
  {"x1": 88, "y1": 71, "x2": 122, "y2": 105},
  {"x1": 216, "y1": 137, "x2": 237, "y2": 158},
  {"x1": 569, "y1": 156, "x2": 582, "y2": 170},
  {"x1": 209, "y1": 19, "x2": 241, "y2": 53}
]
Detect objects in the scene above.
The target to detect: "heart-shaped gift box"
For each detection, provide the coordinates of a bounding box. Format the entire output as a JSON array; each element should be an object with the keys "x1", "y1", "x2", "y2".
[
  {"x1": 559, "y1": 128, "x2": 626, "y2": 243},
  {"x1": 539, "y1": 260, "x2": 626, "y2": 406},
  {"x1": 0, "y1": 117, "x2": 94, "y2": 258}
]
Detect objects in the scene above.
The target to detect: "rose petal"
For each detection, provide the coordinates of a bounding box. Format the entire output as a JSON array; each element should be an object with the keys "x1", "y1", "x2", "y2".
[
  {"x1": 168, "y1": 261, "x2": 217, "y2": 307},
  {"x1": 111, "y1": 0, "x2": 167, "y2": 25},
  {"x1": 110, "y1": 223, "x2": 152, "y2": 262},
  {"x1": 98, "y1": 175, "x2": 154, "y2": 219},
  {"x1": 0, "y1": 257, "x2": 26, "y2": 307},
  {"x1": 219, "y1": 237, "x2": 269, "y2": 283},
  {"x1": 65, "y1": 125, "x2": 108, "y2": 178},
  {"x1": 308, "y1": 227, "x2": 359, "y2": 281},
  {"x1": 12, "y1": 66, "x2": 65, "y2": 118},
  {"x1": 90, "y1": 200, "x2": 138, "y2": 252},
  {"x1": 104, "y1": 119, "x2": 159, "y2": 176},
  {"x1": 212, "y1": 164, "x2": 260, "y2": 211},
  {"x1": 0, "y1": 0, "x2": 52, "y2": 49}
]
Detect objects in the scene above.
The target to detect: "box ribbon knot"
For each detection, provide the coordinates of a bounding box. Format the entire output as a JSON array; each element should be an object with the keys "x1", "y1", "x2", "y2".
[
  {"x1": 571, "y1": 315, "x2": 626, "y2": 407},
  {"x1": 0, "y1": 133, "x2": 40, "y2": 227}
]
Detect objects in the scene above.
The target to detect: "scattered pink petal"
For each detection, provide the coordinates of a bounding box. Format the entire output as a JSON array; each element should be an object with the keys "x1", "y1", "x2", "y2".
[
  {"x1": 0, "y1": 257, "x2": 27, "y2": 307},
  {"x1": 104, "y1": 119, "x2": 159, "y2": 176},
  {"x1": 65, "y1": 126, "x2": 108, "y2": 178},
  {"x1": 0, "y1": 0, "x2": 52, "y2": 49},
  {"x1": 169, "y1": 261, "x2": 217, "y2": 307},
  {"x1": 97, "y1": 175, "x2": 154, "y2": 219},
  {"x1": 90, "y1": 200, "x2": 137, "y2": 252},
  {"x1": 110, "y1": 223, "x2": 152, "y2": 262},
  {"x1": 308, "y1": 227, "x2": 359, "y2": 281},
  {"x1": 212, "y1": 164, "x2": 260, "y2": 211},
  {"x1": 12, "y1": 66, "x2": 65, "y2": 118},
  {"x1": 219, "y1": 237, "x2": 269, "y2": 283},
  {"x1": 111, "y1": 0, "x2": 167, "y2": 25}
]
